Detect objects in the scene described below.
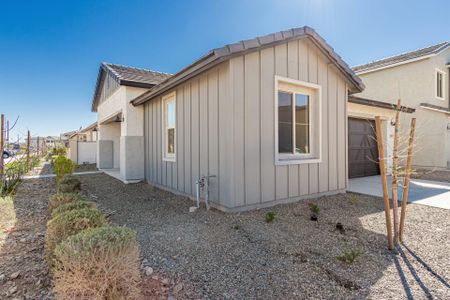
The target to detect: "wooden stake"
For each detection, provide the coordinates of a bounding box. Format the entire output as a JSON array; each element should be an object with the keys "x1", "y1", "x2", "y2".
[
  {"x1": 26, "y1": 130, "x2": 30, "y2": 172},
  {"x1": 375, "y1": 116, "x2": 394, "y2": 250},
  {"x1": 399, "y1": 118, "x2": 416, "y2": 242},
  {"x1": 391, "y1": 99, "x2": 401, "y2": 245},
  {"x1": 0, "y1": 114, "x2": 4, "y2": 178}
]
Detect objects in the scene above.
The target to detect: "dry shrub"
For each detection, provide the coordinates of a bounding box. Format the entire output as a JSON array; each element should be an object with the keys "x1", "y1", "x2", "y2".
[
  {"x1": 53, "y1": 226, "x2": 141, "y2": 300},
  {"x1": 57, "y1": 175, "x2": 81, "y2": 193},
  {"x1": 48, "y1": 193, "x2": 83, "y2": 212},
  {"x1": 51, "y1": 200, "x2": 96, "y2": 218},
  {"x1": 45, "y1": 208, "x2": 106, "y2": 261}
]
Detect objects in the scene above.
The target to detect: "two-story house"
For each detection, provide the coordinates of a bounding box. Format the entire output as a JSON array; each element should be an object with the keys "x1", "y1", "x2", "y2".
[{"x1": 349, "y1": 42, "x2": 450, "y2": 175}]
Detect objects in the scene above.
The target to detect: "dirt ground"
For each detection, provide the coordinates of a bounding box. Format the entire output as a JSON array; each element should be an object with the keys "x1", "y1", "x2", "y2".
[
  {"x1": 78, "y1": 173, "x2": 450, "y2": 300},
  {"x1": 0, "y1": 178, "x2": 54, "y2": 299},
  {"x1": 0, "y1": 176, "x2": 194, "y2": 300}
]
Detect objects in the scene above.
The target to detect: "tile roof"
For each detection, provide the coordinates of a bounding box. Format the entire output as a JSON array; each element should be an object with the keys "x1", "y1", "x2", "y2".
[
  {"x1": 102, "y1": 63, "x2": 172, "y2": 86},
  {"x1": 132, "y1": 26, "x2": 365, "y2": 106},
  {"x1": 91, "y1": 63, "x2": 171, "y2": 111},
  {"x1": 353, "y1": 42, "x2": 449, "y2": 74}
]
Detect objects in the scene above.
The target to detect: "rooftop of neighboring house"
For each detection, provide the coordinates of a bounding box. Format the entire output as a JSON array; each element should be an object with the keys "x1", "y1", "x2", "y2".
[
  {"x1": 352, "y1": 41, "x2": 450, "y2": 74},
  {"x1": 91, "y1": 63, "x2": 172, "y2": 111}
]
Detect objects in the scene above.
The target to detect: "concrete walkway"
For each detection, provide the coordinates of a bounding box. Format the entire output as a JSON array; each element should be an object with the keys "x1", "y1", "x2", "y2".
[{"x1": 348, "y1": 175, "x2": 450, "y2": 209}]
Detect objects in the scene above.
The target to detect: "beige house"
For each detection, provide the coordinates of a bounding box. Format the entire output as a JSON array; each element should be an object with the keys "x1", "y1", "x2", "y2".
[
  {"x1": 352, "y1": 42, "x2": 450, "y2": 170},
  {"x1": 91, "y1": 26, "x2": 369, "y2": 212}
]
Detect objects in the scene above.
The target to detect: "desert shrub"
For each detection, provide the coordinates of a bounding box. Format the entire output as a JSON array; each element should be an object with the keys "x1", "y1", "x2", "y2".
[
  {"x1": 309, "y1": 203, "x2": 320, "y2": 215},
  {"x1": 53, "y1": 156, "x2": 74, "y2": 181},
  {"x1": 57, "y1": 175, "x2": 81, "y2": 193},
  {"x1": 336, "y1": 248, "x2": 361, "y2": 263},
  {"x1": 51, "y1": 200, "x2": 96, "y2": 218},
  {"x1": 53, "y1": 226, "x2": 140, "y2": 299},
  {"x1": 48, "y1": 193, "x2": 83, "y2": 212},
  {"x1": 52, "y1": 147, "x2": 67, "y2": 156},
  {"x1": 265, "y1": 211, "x2": 276, "y2": 223},
  {"x1": 45, "y1": 208, "x2": 106, "y2": 261}
]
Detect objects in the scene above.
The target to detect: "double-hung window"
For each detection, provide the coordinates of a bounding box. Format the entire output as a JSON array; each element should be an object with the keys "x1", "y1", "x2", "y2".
[
  {"x1": 163, "y1": 92, "x2": 176, "y2": 162},
  {"x1": 275, "y1": 76, "x2": 321, "y2": 165},
  {"x1": 436, "y1": 69, "x2": 445, "y2": 100}
]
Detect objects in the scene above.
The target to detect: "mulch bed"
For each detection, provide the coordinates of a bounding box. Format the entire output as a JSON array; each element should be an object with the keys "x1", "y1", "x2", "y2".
[{"x1": 78, "y1": 173, "x2": 450, "y2": 299}]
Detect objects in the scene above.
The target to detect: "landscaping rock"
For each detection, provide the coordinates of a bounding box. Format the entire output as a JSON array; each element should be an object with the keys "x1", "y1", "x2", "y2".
[{"x1": 144, "y1": 266, "x2": 154, "y2": 276}]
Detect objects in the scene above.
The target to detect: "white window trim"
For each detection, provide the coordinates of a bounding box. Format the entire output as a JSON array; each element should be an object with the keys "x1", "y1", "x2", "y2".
[
  {"x1": 162, "y1": 91, "x2": 176, "y2": 162},
  {"x1": 435, "y1": 68, "x2": 446, "y2": 100},
  {"x1": 274, "y1": 75, "x2": 322, "y2": 165}
]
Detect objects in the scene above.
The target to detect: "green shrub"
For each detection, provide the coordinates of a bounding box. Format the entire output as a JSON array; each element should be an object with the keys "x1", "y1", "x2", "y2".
[
  {"x1": 48, "y1": 193, "x2": 82, "y2": 212},
  {"x1": 53, "y1": 226, "x2": 140, "y2": 299},
  {"x1": 45, "y1": 208, "x2": 107, "y2": 261},
  {"x1": 51, "y1": 200, "x2": 96, "y2": 218},
  {"x1": 265, "y1": 211, "x2": 276, "y2": 223},
  {"x1": 57, "y1": 175, "x2": 81, "y2": 193},
  {"x1": 336, "y1": 248, "x2": 361, "y2": 263},
  {"x1": 52, "y1": 147, "x2": 67, "y2": 156},
  {"x1": 309, "y1": 203, "x2": 320, "y2": 215},
  {"x1": 53, "y1": 156, "x2": 74, "y2": 181}
]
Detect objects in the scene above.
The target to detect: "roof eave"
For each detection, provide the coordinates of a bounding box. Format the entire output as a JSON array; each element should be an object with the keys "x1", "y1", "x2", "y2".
[{"x1": 131, "y1": 26, "x2": 364, "y2": 106}]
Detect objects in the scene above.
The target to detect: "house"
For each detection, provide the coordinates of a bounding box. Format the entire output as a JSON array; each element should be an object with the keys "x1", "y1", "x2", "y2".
[
  {"x1": 68, "y1": 122, "x2": 98, "y2": 164},
  {"x1": 352, "y1": 42, "x2": 450, "y2": 170},
  {"x1": 92, "y1": 26, "x2": 369, "y2": 212},
  {"x1": 26, "y1": 136, "x2": 59, "y2": 150}
]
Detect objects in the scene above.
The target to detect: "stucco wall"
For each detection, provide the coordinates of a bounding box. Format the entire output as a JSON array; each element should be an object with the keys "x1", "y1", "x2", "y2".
[
  {"x1": 355, "y1": 47, "x2": 450, "y2": 168},
  {"x1": 144, "y1": 38, "x2": 350, "y2": 211},
  {"x1": 97, "y1": 85, "x2": 148, "y2": 179}
]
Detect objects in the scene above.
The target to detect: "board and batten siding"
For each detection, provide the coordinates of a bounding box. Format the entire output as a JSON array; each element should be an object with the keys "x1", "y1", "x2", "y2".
[{"x1": 144, "y1": 38, "x2": 348, "y2": 211}]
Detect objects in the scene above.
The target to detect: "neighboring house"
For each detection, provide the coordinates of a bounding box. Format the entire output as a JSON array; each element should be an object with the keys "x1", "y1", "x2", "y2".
[
  {"x1": 26, "y1": 136, "x2": 59, "y2": 149},
  {"x1": 352, "y1": 42, "x2": 450, "y2": 170},
  {"x1": 92, "y1": 26, "x2": 371, "y2": 212},
  {"x1": 60, "y1": 130, "x2": 77, "y2": 147},
  {"x1": 68, "y1": 122, "x2": 98, "y2": 164}
]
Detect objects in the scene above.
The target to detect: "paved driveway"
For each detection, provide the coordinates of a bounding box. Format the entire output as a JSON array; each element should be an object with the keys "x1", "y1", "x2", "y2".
[{"x1": 348, "y1": 176, "x2": 450, "y2": 209}]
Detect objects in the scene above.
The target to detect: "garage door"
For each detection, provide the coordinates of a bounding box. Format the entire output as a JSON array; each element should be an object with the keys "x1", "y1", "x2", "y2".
[{"x1": 348, "y1": 118, "x2": 380, "y2": 178}]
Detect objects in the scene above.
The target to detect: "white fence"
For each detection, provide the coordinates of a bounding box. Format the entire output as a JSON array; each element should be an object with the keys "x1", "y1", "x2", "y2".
[{"x1": 69, "y1": 141, "x2": 97, "y2": 164}]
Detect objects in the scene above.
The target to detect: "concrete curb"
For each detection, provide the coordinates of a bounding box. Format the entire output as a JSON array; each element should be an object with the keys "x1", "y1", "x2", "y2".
[{"x1": 22, "y1": 171, "x2": 103, "y2": 180}]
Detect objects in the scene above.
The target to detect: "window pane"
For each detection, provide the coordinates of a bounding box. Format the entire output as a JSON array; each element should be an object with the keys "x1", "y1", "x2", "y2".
[
  {"x1": 295, "y1": 94, "x2": 310, "y2": 154},
  {"x1": 167, "y1": 128, "x2": 175, "y2": 154},
  {"x1": 167, "y1": 100, "x2": 175, "y2": 128},
  {"x1": 278, "y1": 91, "x2": 293, "y2": 153}
]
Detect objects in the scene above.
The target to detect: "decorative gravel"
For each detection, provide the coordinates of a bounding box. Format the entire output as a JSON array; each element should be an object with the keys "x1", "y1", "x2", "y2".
[
  {"x1": 412, "y1": 169, "x2": 450, "y2": 183},
  {"x1": 80, "y1": 173, "x2": 450, "y2": 299}
]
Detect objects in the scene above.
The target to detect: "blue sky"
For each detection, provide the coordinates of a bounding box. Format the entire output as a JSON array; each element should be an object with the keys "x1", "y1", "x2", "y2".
[{"x1": 1, "y1": 0, "x2": 449, "y2": 139}]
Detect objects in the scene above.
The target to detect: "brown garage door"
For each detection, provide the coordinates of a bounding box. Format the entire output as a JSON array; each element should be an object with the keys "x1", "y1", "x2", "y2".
[{"x1": 348, "y1": 118, "x2": 380, "y2": 178}]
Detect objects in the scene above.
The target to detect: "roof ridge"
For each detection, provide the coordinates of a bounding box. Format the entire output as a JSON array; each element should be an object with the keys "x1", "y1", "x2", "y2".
[
  {"x1": 103, "y1": 62, "x2": 172, "y2": 76},
  {"x1": 352, "y1": 41, "x2": 449, "y2": 69}
]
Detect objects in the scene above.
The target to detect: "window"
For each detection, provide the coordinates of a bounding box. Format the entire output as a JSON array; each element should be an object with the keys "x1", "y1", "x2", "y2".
[
  {"x1": 163, "y1": 92, "x2": 176, "y2": 161},
  {"x1": 436, "y1": 69, "x2": 445, "y2": 100},
  {"x1": 275, "y1": 76, "x2": 321, "y2": 165}
]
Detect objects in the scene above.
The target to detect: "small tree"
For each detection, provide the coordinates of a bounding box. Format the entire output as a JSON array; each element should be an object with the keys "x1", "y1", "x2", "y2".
[{"x1": 53, "y1": 156, "x2": 74, "y2": 181}]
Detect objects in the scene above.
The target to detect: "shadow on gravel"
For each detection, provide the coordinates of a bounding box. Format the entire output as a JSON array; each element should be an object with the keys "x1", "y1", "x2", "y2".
[
  {"x1": 0, "y1": 178, "x2": 53, "y2": 299},
  {"x1": 78, "y1": 173, "x2": 450, "y2": 299}
]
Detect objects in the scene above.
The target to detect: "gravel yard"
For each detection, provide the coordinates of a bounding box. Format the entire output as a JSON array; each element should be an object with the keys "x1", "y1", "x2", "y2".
[
  {"x1": 79, "y1": 173, "x2": 450, "y2": 299},
  {"x1": 412, "y1": 169, "x2": 450, "y2": 183},
  {"x1": 0, "y1": 178, "x2": 54, "y2": 299}
]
